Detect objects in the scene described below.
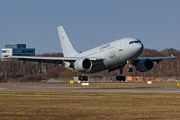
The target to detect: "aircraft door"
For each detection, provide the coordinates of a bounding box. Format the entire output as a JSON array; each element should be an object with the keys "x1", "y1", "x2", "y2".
[
  {"x1": 119, "y1": 40, "x2": 124, "y2": 51},
  {"x1": 117, "y1": 40, "x2": 125, "y2": 59}
]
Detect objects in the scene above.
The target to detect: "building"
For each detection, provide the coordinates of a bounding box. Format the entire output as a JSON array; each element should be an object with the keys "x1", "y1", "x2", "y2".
[
  {"x1": 126, "y1": 75, "x2": 167, "y2": 82},
  {"x1": 1, "y1": 44, "x2": 35, "y2": 58},
  {"x1": 126, "y1": 75, "x2": 143, "y2": 82}
]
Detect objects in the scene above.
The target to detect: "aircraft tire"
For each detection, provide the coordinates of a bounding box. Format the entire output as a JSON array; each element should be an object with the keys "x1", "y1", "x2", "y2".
[
  {"x1": 84, "y1": 76, "x2": 88, "y2": 81},
  {"x1": 127, "y1": 68, "x2": 133, "y2": 72},
  {"x1": 116, "y1": 76, "x2": 126, "y2": 81},
  {"x1": 78, "y1": 76, "x2": 83, "y2": 81},
  {"x1": 116, "y1": 76, "x2": 119, "y2": 81},
  {"x1": 79, "y1": 76, "x2": 88, "y2": 81}
]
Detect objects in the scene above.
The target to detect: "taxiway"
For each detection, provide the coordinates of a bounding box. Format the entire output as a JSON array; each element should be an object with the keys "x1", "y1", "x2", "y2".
[{"x1": 0, "y1": 83, "x2": 180, "y2": 93}]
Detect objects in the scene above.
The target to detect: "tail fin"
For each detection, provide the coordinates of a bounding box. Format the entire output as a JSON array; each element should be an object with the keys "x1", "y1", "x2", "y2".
[{"x1": 57, "y1": 26, "x2": 78, "y2": 57}]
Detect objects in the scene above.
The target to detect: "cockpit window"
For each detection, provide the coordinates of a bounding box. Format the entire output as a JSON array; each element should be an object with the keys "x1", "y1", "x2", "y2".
[{"x1": 129, "y1": 40, "x2": 141, "y2": 44}]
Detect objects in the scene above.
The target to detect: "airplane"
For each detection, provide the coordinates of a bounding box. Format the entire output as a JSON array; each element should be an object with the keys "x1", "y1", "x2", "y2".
[{"x1": 9, "y1": 26, "x2": 176, "y2": 81}]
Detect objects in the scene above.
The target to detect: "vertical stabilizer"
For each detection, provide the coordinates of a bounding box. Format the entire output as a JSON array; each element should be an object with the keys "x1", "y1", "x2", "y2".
[{"x1": 57, "y1": 26, "x2": 78, "y2": 57}]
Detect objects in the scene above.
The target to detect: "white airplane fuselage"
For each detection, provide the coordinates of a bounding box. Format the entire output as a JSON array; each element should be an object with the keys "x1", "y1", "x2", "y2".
[
  {"x1": 8, "y1": 26, "x2": 175, "y2": 81},
  {"x1": 64, "y1": 37, "x2": 144, "y2": 73}
]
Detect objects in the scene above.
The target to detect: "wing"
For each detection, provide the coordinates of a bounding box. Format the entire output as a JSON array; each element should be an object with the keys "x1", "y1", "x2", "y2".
[
  {"x1": 8, "y1": 56, "x2": 105, "y2": 66},
  {"x1": 134, "y1": 55, "x2": 176, "y2": 64}
]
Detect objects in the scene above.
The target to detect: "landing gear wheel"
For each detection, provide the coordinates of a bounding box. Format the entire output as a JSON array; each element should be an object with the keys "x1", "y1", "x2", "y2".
[
  {"x1": 78, "y1": 76, "x2": 83, "y2": 81},
  {"x1": 127, "y1": 68, "x2": 133, "y2": 72},
  {"x1": 116, "y1": 76, "x2": 126, "y2": 81},
  {"x1": 78, "y1": 76, "x2": 88, "y2": 81},
  {"x1": 84, "y1": 76, "x2": 88, "y2": 81},
  {"x1": 116, "y1": 65, "x2": 126, "y2": 81}
]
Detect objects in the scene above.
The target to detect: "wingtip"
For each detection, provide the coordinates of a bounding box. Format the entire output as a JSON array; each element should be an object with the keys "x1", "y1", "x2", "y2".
[{"x1": 171, "y1": 54, "x2": 176, "y2": 57}]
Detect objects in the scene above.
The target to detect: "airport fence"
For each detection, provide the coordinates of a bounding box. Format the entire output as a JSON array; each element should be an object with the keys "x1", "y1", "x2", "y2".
[
  {"x1": 1, "y1": 76, "x2": 180, "y2": 83},
  {"x1": 41, "y1": 77, "x2": 117, "y2": 83},
  {"x1": 43, "y1": 76, "x2": 180, "y2": 83}
]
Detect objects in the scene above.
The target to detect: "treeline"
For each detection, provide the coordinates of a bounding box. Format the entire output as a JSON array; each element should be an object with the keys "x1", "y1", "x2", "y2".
[
  {"x1": 124, "y1": 48, "x2": 180, "y2": 77},
  {"x1": 0, "y1": 53, "x2": 68, "y2": 82},
  {"x1": 0, "y1": 48, "x2": 180, "y2": 82}
]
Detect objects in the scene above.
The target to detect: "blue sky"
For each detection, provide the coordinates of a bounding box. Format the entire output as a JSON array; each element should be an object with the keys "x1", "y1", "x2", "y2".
[{"x1": 0, "y1": 0, "x2": 180, "y2": 54}]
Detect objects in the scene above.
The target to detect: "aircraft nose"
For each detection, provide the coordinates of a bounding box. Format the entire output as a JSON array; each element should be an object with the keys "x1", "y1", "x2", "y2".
[
  {"x1": 127, "y1": 41, "x2": 144, "y2": 59},
  {"x1": 135, "y1": 42, "x2": 144, "y2": 56},
  {"x1": 120, "y1": 38, "x2": 144, "y2": 60},
  {"x1": 137, "y1": 43, "x2": 144, "y2": 52}
]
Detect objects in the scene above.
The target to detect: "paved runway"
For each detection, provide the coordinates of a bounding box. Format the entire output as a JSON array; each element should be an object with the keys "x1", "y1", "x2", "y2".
[{"x1": 0, "y1": 83, "x2": 180, "y2": 93}]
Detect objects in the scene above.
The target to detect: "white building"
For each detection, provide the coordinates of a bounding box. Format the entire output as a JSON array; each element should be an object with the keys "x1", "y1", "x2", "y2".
[{"x1": 1, "y1": 44, "x2": 35, "y2": 58}]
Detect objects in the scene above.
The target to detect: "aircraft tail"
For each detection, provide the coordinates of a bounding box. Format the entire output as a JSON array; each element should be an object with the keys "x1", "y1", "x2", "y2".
[{"x1": 57, "y1": 26, "x2": 78, "y2": 57}]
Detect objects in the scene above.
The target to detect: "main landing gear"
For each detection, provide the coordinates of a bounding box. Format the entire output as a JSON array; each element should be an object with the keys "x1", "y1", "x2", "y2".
[
  {"x1": 78, "y1": 74, "x2": 88, "y2": 81},
  {"x1": 116, "y1": 65, "x2": 126, "y2": 81},
  {"x1": 116, "y1": 62, "x2": 133, "y2": 81}
]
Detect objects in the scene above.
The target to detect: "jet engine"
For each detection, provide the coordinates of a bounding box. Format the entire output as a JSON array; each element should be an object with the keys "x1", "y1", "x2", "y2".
[
  {"x1": 135, "y1": 59, "x2": 154, "y2": 72},
  {"x1": 74, "y1": 58, "x2": 92, "y2": 72}
]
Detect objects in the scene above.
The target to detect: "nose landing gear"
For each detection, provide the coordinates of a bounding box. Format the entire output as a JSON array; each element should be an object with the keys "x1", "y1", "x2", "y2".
[
  {"x1": 127, "y1": 68, "x2": 133, "y2": 72},
  {"x1": 127, "y1": 61, "x2": 133, "y2": 72}
]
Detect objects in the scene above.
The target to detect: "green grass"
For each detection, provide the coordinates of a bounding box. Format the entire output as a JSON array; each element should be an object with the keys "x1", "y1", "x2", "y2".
[{"x1": 0, "y1": 91, "x2": 180, "y2": 120}]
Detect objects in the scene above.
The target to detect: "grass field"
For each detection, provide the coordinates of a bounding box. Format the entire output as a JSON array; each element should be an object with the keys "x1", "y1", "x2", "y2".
[{"x1": 0, "y1": 91, "x2": 180, "y2": 120}]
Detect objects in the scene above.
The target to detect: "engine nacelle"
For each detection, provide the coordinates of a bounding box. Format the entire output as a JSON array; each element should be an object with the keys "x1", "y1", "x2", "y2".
[
  {"x1": 135, "y1": 59, "x2": 154, "y2": 72},
  {"x1": 74, "y1": 58, "x2": 92, "y2": 72}
]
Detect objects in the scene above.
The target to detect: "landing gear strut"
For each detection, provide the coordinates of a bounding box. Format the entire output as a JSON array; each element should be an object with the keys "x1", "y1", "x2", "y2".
[
  {"x1": 78, "y1": 74, "x2": 88, "y2": 81},
  {"x1": 127, "y1": 61, "x2": 133, "y2": 72},
  {"x1": 127, "y1": 67, "x2": 133, "y2": 72},
  {"x1": 116, "y1": 65, "x2": 126, "y2": 81}
]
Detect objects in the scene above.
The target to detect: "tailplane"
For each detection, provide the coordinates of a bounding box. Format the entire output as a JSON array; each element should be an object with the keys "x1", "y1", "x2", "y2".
[{"x1": 57, "y1": 26, "x2": 78, "y2": 57}]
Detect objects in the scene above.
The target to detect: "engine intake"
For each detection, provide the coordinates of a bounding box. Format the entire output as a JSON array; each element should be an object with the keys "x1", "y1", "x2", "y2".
[
  {"x1": 135, "y1": 59, "x2": 154, "y2": 72},
  {"x1": 74, "y1": 58, "x2": 92, "y2": 72}
]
